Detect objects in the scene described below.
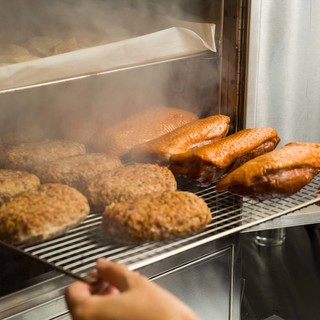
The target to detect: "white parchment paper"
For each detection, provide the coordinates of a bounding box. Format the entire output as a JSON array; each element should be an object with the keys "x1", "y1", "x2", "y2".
[{"x1": 0, "y1": 23, "x2": 216, "y2": 92}]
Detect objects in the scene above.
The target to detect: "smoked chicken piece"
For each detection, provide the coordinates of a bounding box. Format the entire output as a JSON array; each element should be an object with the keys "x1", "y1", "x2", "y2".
[
  {"x1": 169, "y1": 127, "x2": 280, "y2": 185},
  {"x1": 88, "y1": 106, "x2": 198, "y2": 157},
  {"x1": 125, "y1": 115, "x2": 230, "y2": 164},
  {"x1": 216, "y1": 142, "x2": 320, "y2": 200}
]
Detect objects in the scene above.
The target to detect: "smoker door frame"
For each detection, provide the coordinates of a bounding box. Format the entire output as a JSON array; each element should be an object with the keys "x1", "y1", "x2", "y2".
[
  {"x1": 243, "y1": 0, "x2": 320, "y2": 231},
  {"x1": 244, "y1": 0, "x2": 320, "y2": 143}
]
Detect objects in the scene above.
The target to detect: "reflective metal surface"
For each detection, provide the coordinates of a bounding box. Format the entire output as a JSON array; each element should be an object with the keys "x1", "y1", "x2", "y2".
[
  {"x1": 241, "y1": 224, "x2": 320, "y2": 319},
  {"x1": 245, "y1": 0, "x2": 320, "y2": 145}
]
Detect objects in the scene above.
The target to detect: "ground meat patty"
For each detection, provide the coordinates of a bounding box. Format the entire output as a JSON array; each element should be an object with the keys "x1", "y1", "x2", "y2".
[
  {"x1": 85, "y1": 163, "x2": 177, "y2": 209},
  {"x1": 1, "y1": 139, "x2": 86, "y2": 172},
  {"x1": 102, "y1": 191, "x2": 212, "y2": 242},
  {"x1": 0, "y1": 169, "x2": 40, "y2": 205},
  {"x1": 0, "y1": 183, "x2": 90, "y2": 245},
  {"x1": 33, "y1": 153, "x2": 122, "y2": 193}
]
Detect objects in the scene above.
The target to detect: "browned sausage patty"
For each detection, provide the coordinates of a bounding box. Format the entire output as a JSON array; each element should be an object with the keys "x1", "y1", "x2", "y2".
[
  {"x1": 0, "y1": 183, "x2": 90, "y2": 245},
  {"x1": 85, "y1": 163, "x2": 177, "y2": 209},
  {"x1": 32, "y1": 153, "x2": 122, "y2": 193},
  {"x1": 0, "y1": 169, "x2": 40, "y2": 205},
  {"x1": 1, "y1": 139, "x2": 86, "y2": 171},
  {"x1": 102, "y1": 191, "x2": 211, "y2": 242}
]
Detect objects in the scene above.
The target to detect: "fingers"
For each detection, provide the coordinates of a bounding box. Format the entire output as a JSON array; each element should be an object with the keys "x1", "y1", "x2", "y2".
[
  {"x1": 96, "y1": 258, "x2": 141, "y2": 292},
  {"x1": 65, "y1": 280, "x2": 93, "y2": 311}
]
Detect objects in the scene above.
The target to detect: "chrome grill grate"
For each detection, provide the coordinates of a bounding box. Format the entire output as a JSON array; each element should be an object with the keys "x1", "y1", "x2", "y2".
[{"x1": 9, "y1": 173, "x2": 320, "y2": 282}]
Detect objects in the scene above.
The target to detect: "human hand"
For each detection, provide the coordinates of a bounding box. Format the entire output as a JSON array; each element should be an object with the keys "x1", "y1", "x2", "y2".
[{"x1": 65, "y1": 258, "x2": 199, "y2": 320}]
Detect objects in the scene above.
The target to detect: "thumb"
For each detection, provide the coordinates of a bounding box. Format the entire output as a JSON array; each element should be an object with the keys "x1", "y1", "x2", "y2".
[{"x1": 96, "y1": 259, "x2": 138, "y2": 292}]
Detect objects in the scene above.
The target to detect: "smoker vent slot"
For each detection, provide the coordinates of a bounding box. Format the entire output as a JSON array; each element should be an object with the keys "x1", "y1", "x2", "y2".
[{"x1": 14, "y1": 174, "x2": 320, "y2": 282}]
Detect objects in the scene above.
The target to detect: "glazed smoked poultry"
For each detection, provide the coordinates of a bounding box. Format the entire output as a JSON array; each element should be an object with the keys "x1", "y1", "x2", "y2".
[
  {"x1": 169, "y1": 127, "x2": 280, "y2": 185},
  {"x1": 216, "y1": 142, "x2": 320, "y2": 200},
  {"x1": 89, "y1": 106, "x2": 198, "y2": 157},
  {"x1": 125, "y1": 115, "x2": 230, "y2": 164}
]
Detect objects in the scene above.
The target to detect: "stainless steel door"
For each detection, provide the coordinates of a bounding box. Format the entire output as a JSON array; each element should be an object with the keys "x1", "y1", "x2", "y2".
[{"x1": 245, "y1": 0, "x2": 320, "y2": 145}]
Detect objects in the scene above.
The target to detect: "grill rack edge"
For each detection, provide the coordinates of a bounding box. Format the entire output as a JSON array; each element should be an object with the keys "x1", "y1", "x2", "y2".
[{"x1": 6, "y1": 173, "x2": 320, "y2": 283}]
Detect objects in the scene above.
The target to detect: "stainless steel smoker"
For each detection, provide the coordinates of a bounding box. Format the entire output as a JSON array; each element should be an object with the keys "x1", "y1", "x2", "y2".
[{"x1": 0, "y1": 1, "x2": 319, "y2": 319}]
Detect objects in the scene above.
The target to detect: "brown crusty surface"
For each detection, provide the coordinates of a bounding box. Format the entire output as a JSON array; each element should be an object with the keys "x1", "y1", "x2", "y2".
[
  {"x1": 32, "y1": 153, "x2": 122, "y2": 193},
  {"x1": 88, "y1": 106, "x2": 198, "y2": 157},
  {"x1": 125, "y1": 115, "x2": 230, "y2": 164},
  {"x1": 0, "y1": 183, "x2": 90, "y2": 245},
  {"x1": 85, "y1": 163, "x2": 177, "y2": 209},
  {"x1": 216, "y1": 142, "x2": 320, "y2": 200},
  {"x1": 169, "y1": 127, "x2": 280, "y2": 185},
  {"x1": 102, "y1": 191, "x2": 212, "y2": 242},
  {"x1": 1, "y1": 139, "x2": 86, "y2": 171},
  {"x1": 0, "y1": 169, "x2": 40, "y2": 205}
]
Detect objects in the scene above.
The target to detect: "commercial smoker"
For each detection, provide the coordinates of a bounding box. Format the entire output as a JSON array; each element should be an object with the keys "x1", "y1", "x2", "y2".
[{"x1": 0, "y1": 1, "x2": 319, "y2": 319}]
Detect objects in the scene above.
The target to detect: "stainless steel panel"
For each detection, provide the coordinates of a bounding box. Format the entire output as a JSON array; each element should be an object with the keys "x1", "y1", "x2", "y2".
[
  {"x1": 0, "y1": 272, "x2": 72, "y2": 320},
  {"x1": 245, "y1": 0, "x2": 320, "y2": 145},
  {"x1": 153, "y1": 248, "x2": 235, "y2": 320}
]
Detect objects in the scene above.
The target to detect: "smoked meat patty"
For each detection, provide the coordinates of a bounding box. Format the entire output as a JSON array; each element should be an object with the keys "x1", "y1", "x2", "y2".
[
  {"x1": 1, "y1": 139, "x2": 86, "y2": 171},
  {"x1": 102, "y1": 190, "x2": 211, "y2": 242},
  {"x1": 0, "y1": 183, "x2": 90, "y2": 245},
  {"x1": 32, "y1": 153, "x2": 122, "y2": 193},
  {"x1": 85, "y1": 163, "x2": 177, "y2": 209},
  {"x1": 0, "y1": 169, "x2": 40, "y2": 205}
]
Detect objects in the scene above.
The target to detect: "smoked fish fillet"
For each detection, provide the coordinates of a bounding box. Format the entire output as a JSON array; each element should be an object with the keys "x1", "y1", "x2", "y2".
[
  {"x1": 216, "y1": 142, "x2": 320, "y2": 200},
  {"x1": 125, "y1": 115, "x2": 230, "y2": 164},
  {"x1": 169, "y1": 127, "x2": 280, "y2": 185},
  {"x1": 89, "y1": 106, "x2": 198, "y2": 157}
]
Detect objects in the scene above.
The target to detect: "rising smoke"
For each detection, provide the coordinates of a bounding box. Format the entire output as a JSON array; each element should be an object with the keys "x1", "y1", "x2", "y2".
[{"x1": 0, "y1": 0, "x2": 221, "y2": 145}]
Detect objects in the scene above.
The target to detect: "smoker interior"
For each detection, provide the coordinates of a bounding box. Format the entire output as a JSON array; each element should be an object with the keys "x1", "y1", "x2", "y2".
[{"x1": 3, "y1": 1, "x2": 320, "y2": 319}]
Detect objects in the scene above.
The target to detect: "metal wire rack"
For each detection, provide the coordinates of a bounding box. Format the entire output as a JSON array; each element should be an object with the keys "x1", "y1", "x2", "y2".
[{"x1": 6, "y1": 173, "x2": 320, "y2": 282}]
